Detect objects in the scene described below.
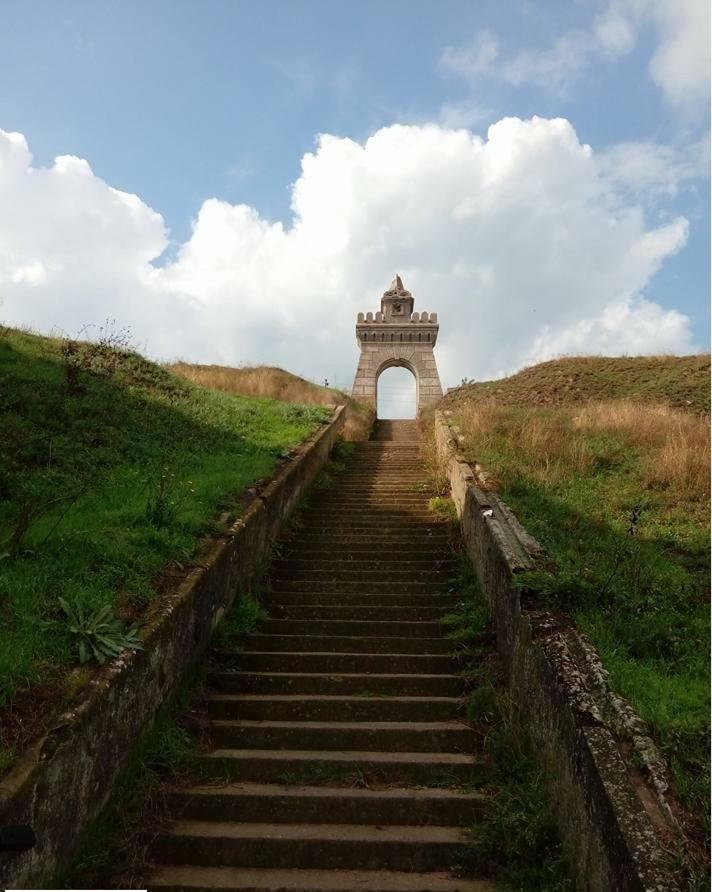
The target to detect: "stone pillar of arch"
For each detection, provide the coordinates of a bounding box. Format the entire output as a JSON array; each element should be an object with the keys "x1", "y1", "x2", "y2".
[{"x1": 351, "y1": 276, "x2": 443, "y2": 414}]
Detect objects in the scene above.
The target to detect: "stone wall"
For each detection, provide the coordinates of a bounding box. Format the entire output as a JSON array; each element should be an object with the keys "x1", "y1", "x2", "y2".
[
  {"x1": 0, "y1": 408, "x2": 345, "y2": 888},
  {"x1": 352, "y1": 343, "x2": 443, "y2": 412},
  {"x1": 434, "y1": 412, "x2": 682, "y2": 892}
]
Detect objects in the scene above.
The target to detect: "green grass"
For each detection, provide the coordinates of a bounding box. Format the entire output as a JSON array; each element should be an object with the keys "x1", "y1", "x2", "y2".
[
  {"x1": 428, "y1": 495, "x2": 458, "y2": 521},
  {"x1": 445, "y1": 555, "x2": 573, "y2": 890},
  {"x1": 0, "y1": 328, "x2": 329, "y2": 763},
  {"x1": 213, "y1": 594, "x2": 267, "y2": 649},
  {"x1": 448, "y1": 396, "x2": 710, "y2": 855}
]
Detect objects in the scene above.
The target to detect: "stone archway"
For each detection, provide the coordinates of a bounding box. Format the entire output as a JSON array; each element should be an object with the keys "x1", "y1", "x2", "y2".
[
  {"x1": 351, "y1": 276, "x2": 443, "y2": 414},
  {"x1": 376, "y1": 359, "x2": 418, "y2": 419}
]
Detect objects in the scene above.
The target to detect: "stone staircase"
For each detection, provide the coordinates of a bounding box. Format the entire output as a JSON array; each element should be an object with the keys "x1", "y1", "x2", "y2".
[{"x1": 148, "y1": 420, "x2": 493, "y2": 892}]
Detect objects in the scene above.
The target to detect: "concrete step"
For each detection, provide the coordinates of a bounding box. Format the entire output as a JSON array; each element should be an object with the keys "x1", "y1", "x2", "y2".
[
  {"x1": 302, "y1": 502, "x2": 440, "y2": 509},
  {"x1": 208, "y1": 672, "x2": 464, "y2": 698},
  {"x1": 271, "y1": 564, "x2": 455, "y2": 578},
  {"x1": 292, "y1": 525, "x2": 450, "y2": 536},
  {"x1": 153, "y1": 821, "x2": 469, "y2": 872},
  {"x1": 209, "y1": 720, "x2": 472, "y2": 752},
  {"x1": 303, "y1": 503, "x2": 442, "y2": 526},
  {"x1": 344, "y1": 465, "x2": 425, "y2": 471},
  {"x1": 207, "y1": 695, "x2": 464, "y2": 724},
  {"x1": 270, "y1": 572, "x2": 452, "y2": 586},
  {"x1": 310, "y1": 494, "x2": 433, "y2": 503},
  {"x1": 328, "y1": 489, "x2": 431, "y2": 495},
  {"x1": 310, "y1": 486, "x2": 431, "y2": 492},
  {"x1": 269, "y1": 582, "x2": 451, "y2": 595},
  {"x1": 165, "y1": 783, "x2": 486, "y2": 826},
  {"x1": 215, "y1": 652, "x2": 460, "y2": 674},
  {"x1": 243, "y1": 635, "x2": 453, "y2": 655},
  {"x1": 264, "y1": 593, "x2": 460, "y2": 607},
  {"x1": 260, "y1": 620, "x2": 445, "y2": 639},
  {"x1": 294, "y1": 514, "x2": 450, "y2": 541},
  {"x1": 268, "y1": 605, "x2": 454, "y2": 621},
  {"x1": 277, "y1": 549, "x2": 451, "y2": 561},
  {"x1": 291, "y1": 534, "x2": 451, "y2": 548},
  {"x1": 146, "y1": 436, "x2": 498, "y2": 892},
  {"x1": 199, "y1": 748, "x2": 482, "y2": 785},
  {"x1": 301, "y1": 514, "x2": 441, "y2": 525},
  {"x1": 147, "y1": 866, "x2": 496, "y2": 892}
]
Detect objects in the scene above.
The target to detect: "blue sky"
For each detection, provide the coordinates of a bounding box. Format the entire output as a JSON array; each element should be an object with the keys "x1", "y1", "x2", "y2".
[{"x1": 0, "y1": 0, "x2": 709, "y2": 412}]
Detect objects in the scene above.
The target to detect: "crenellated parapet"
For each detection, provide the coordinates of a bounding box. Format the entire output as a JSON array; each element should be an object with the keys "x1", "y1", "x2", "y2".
[
  {"x1": 356, "y1": 311, "x2": 439, "y2": 323},
  {"x1": 351, "y1": 275, "x2": 443, "y2": 414}
]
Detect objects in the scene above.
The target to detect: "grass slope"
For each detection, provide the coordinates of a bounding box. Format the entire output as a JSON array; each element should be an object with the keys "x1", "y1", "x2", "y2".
[
  {"x1": 444, "y1": 356, "x2": 710, "y2": 871},
  {"x1": 452, "y1": 354, "x2": 710, "y2": 414},
  {"x1": 0, "y1": 329, "x2": 328, "y2": 768},
  {"x1": 169, "y1": 361, "x2": 373, "y2": 440}
]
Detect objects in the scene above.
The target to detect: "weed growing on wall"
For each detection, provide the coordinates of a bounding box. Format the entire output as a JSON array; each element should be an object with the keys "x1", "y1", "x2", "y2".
[
  {"x1": 443, "y1": 553, "x2": 573, "y2": 890},
  {"x1": 57, "y1": 670, "x2": 208, "y2": 889},
  {"x1": 59, "y1": 597, "x2": 142, "y2": 665},
  {"x1": 213, "y1": 594, "x2": 267, "y2": 649}
]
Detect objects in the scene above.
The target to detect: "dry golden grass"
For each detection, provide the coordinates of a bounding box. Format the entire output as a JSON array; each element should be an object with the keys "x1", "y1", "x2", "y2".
[
  {"x1": 168, "y1": 362, "x2": 374, "y2": 440},
  {"x1": 445, "y1": 354, "x2": 710, "y2": 414},
  {"x1": 417, "y1": 413, "x2": 449, "y2": 495},
  {"x1": 573, "y1": 400, "x2": 710, "y2": 498},
  {"x1": 455, "y1": 398, "x2": 710, "y2": 499}
]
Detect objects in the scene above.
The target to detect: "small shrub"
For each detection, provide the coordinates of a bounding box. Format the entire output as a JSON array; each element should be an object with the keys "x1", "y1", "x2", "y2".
[
  {"x1": 214, "y1": 595, "x2": 266, "y2": 648},
  {"x1": 59, "y1": 598, "x2": 142, "y2": 665},
  {"x1": 61, "y1": 321, "x2": 135, "y2": 396},
  {"x1": 145, "y1": 469, "x2": 194, "y2": 528}
]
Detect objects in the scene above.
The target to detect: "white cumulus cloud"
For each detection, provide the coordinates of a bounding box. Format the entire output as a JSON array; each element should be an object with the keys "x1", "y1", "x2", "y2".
[{"x1": 0, "y1": 119, "x2": 697, "y2": 392}]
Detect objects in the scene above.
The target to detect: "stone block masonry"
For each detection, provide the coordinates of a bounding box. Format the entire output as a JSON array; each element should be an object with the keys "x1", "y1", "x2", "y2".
[{"x1": 352, "y1": 276, "x2": 444, "y2": 413}]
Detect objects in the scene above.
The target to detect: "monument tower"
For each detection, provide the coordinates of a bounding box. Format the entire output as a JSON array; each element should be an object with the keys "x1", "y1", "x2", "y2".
[{"x1": 351, "y1": 276, "x2": 443, "y2": 414}]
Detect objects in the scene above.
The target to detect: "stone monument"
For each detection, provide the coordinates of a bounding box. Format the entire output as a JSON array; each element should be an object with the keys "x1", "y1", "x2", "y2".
[{"x1": 351, "y1": 276, "x2": 443, "y2": 413}]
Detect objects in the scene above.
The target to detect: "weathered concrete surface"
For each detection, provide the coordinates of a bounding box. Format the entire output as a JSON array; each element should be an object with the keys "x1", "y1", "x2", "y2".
[
  {"x1": 147, "y1": 422, "x2": 490, "y2": 891},
  {"x1": 0, "y1": 407, "x2": 345, "y2": 889},
  {"x1": 435, "y1": 411, "x2": 682, "y2": 892}
]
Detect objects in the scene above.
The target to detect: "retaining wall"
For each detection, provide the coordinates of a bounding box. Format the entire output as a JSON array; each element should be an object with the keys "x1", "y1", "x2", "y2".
[
  {"x1": 435, "y1": 411, "x2": 681, "y2": 892},
  {"x1": 0, "y1": 407, "x2": 345, "y2": 888}
]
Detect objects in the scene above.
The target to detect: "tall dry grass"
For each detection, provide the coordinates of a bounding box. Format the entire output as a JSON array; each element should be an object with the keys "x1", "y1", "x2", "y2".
[
  {"x1": 168, "y1": 362, "x2": 374, "y2": 440},
  {"x1": 573, "y1": 400, "x2": 710, "y2": 498},
  {"x1": 456, "y1": 398, "x2": 710, "y2": 499}
]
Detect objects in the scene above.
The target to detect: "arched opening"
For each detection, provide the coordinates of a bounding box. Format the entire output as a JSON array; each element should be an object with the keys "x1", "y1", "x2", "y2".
[{"x1": 377, "y1": 365, "x2": 416, "y2": 419}]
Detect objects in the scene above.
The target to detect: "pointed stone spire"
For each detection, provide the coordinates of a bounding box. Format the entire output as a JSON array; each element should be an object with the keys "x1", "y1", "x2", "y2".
[{"x1": 384, "y1": 274, "x2": 410, "y2": 298}]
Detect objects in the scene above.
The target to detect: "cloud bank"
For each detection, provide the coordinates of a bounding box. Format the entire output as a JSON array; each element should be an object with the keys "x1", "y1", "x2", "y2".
[
  {"x1": 0, "y1": 118, "x2": 696, "y2": 389},
  {"x1": 442, "y1": 0, "x2": 710, "y2": 110}
]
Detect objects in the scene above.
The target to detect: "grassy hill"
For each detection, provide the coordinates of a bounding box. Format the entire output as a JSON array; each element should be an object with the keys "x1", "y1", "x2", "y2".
[
  {"x1": 169, "y1": 362, "x2": 373, "y2": 439},
  {"x1": 448, "y1": 354, "x2": 710, "y2": 413},
  {"x1": 0, "y1": 329, "x2": 330, "y2": 771},
  {"x1": 440, "y1": 355, "x2": 710, "y2": 869}
]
